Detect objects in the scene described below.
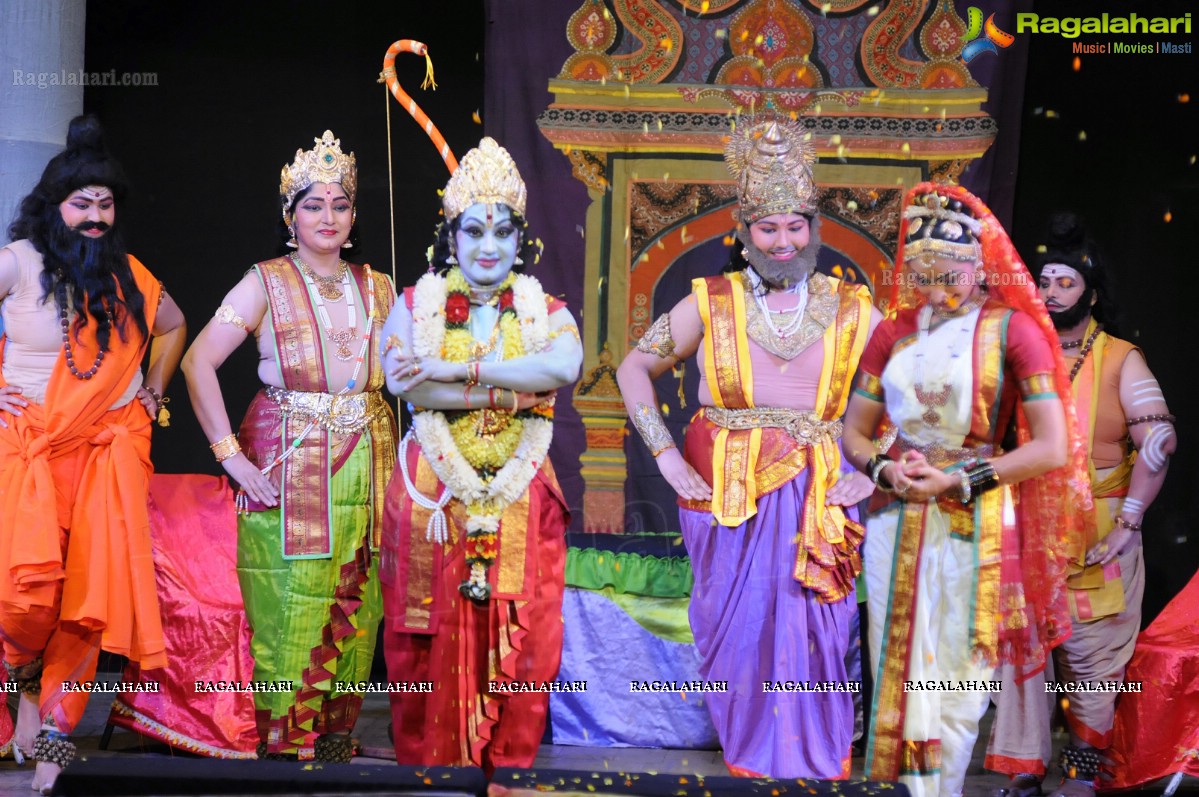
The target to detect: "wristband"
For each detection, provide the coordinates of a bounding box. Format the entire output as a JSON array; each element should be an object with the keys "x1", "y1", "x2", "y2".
[
  {"x1": 210, "y1": 434, "x2": 241, "y2": 463},
  {"x1": 868, "y1": 454, "x2": 895, "y2": 492},
  {"x1": 965, "y1": 461, "x2": 1000, "y2": 499},
  {"x1": 1114, "y1": 516, "x2": 1142, "y2": 532},
  {"x1": 957, "y1": 468, "x2": 971, "y2": 504}
]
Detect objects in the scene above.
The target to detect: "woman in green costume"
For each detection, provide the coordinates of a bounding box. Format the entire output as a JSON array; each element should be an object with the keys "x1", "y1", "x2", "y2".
[{"x1": 182, "y1": 130, "x2": 396, "y2": 762}]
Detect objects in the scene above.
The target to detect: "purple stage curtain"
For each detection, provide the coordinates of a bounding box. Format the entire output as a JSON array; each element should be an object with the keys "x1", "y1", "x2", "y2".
[{"x1": 483, "y1": 2, "x2": 591, "y2": 531}]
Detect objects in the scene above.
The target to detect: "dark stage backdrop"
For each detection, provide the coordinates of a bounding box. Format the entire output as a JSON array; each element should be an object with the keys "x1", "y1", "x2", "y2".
[{"x1": 1010, "y1": 0, "x2": 1197, "y2": 621}]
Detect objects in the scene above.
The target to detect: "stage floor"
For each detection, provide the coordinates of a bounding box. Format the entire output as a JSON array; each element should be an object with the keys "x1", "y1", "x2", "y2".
[{"x1": 1, "y1": 671, "x2": 1190, "y2": 796}]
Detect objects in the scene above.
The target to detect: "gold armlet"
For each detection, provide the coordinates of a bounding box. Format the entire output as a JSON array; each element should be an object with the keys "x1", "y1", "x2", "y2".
[
  {"x1": 636, "y1": 314, "x2": 676, "y2": 359},
  {"x1": 632, "y1": 402, "x2": 675, "y2": 457},
  {"x1": 214, "y1": 304, "x2": 249, "y2": 332},
  {"x1": 549, "y1": 323, "x2": 581, "y2": 343}
]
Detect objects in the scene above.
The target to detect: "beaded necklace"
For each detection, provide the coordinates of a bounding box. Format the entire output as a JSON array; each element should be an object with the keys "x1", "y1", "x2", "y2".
[
  {"x1": 60, "y1": 305, "x2": 110, "y2": 380},
  {"x1": 56, "y1": 278, "x2": 111, "y2": 380},
  {"x1": 1068, "y1": 324, "x2": 1102, "y2": 383}
]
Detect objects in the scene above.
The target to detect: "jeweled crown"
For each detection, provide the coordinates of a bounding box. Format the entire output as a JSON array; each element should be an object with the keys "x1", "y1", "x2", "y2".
[
  {"x1": 724, "y1": 118, "x2": 818, "y2": 221},
  {"x1": 902, "y1": 190, "x2": 982, "y2": 265},
  {"x1": 279, "y1": 130, "x2": 357, "y2": 209},
  {"x1": 442, "y1": 137, "x2": 527, "y2": 221}
]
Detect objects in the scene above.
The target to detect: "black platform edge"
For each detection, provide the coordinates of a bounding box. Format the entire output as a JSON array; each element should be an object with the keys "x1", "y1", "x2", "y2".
[
  {"x1": 489, "y1": 767, "x2": 912, "y2": 797},
  {"x1": 50, "y1": 757, "x2": 487, "y2": 796}
]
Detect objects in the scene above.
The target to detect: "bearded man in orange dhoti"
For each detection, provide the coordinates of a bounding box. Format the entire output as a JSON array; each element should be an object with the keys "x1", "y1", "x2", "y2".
[{"x1": 0, "y1": 115, "x2": 186, "y2": 794}]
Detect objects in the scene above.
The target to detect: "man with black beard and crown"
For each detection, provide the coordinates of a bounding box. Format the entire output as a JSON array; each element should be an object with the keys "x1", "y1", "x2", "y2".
[
  {"x1": 0, "y1": 114, "x2": 185, "y2": 794},
  {"x1": 617, "y1": 117, "x2": 880, "y2": 778},
  {"x1": 987, "y1": 213, "x2": 1176, "y2": 797}
]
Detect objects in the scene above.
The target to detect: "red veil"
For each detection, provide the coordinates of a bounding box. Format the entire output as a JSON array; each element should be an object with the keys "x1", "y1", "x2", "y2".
[{"x1": 892, "y1": 181, "x2": 1093, "y2": 669}]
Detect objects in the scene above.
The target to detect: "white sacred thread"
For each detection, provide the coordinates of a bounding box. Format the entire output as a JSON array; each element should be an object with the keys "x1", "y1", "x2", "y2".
[{"x1": 397, "y1": 429, "x2": 452, "y2": 543}]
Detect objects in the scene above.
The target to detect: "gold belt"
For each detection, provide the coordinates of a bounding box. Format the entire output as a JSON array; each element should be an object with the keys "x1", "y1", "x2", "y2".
[
  {"x1": 264, "y1": 386, "x2": 386, "y2": 435},
  {"x1": 896, "y1": 434, "x2": 995, "y2": 467},
  {"x1": 703, "y1": 406, "x2": 842, "y2": 446}
]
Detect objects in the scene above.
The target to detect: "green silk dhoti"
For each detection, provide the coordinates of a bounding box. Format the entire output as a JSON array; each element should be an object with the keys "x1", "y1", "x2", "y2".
[{"x1": 237, "y1": 435, "x2": 382, "y2": 755}]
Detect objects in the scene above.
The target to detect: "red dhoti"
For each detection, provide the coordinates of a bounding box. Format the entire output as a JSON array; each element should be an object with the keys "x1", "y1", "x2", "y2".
[{"x1": 380, "y1": 439, "x2": 566, "y2": 772}]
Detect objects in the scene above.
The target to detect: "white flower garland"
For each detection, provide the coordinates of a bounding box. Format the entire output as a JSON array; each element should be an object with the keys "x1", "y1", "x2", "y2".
[
  {"x1": 407, "y1": 269, "x2": 555, "y2": 539},
  {"x1": 512, "y1": 273, "x2": 550, "y2": 354}
]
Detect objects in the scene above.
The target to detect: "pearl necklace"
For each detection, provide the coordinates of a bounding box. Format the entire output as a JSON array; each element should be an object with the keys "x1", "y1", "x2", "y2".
[
  {"x1": 749, "y1": 268, "x2": 808, "y2": 340},
  {"x1": 293, "y1": 254, "x2": 356, "y2": 361}
]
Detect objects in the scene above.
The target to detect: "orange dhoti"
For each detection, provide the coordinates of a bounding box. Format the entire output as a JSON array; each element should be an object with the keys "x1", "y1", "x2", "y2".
[
  {"x1": 0, "y1": 260, "x2": 165, "y2": 734},
  {"x1": 0, "y1": 395, "x2": 164, "y2": 732}
]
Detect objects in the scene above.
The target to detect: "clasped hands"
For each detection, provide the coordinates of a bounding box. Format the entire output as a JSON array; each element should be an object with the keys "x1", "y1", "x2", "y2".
[
  {"x1": 389, "y1": 352, "x2": 550, "y2": 410},
  {"x1": 878, "y1": 450, "x2": 959, "y2": 502}
]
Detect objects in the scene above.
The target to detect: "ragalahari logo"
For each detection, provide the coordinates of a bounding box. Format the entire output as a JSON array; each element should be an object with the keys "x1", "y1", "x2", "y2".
[{"x1": 962, "y1": 7, "x2": 1015, "y2": 62}]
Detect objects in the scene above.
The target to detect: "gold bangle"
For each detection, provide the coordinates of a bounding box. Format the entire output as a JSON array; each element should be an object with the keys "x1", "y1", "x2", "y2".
[
  {"x1": 511, "y1": 389, "x2": 519, "y2": 413},
  {"x1": 210, "y1": 434, "x2": 241, "y2": 463}
]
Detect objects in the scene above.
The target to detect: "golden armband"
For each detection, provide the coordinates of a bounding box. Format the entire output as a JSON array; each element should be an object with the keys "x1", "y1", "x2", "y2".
[{"x1": 636, "y1": 314, "x2": 676, "y2": 359}]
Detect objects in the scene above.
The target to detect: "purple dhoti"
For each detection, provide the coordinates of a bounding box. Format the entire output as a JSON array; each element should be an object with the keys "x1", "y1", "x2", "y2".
[
  {"x1": 676, "y1": 272, "x2": 873, "y2": 778},
  {"x1": 680, "y1": 472, "x2": 855, "y2": 779}
]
